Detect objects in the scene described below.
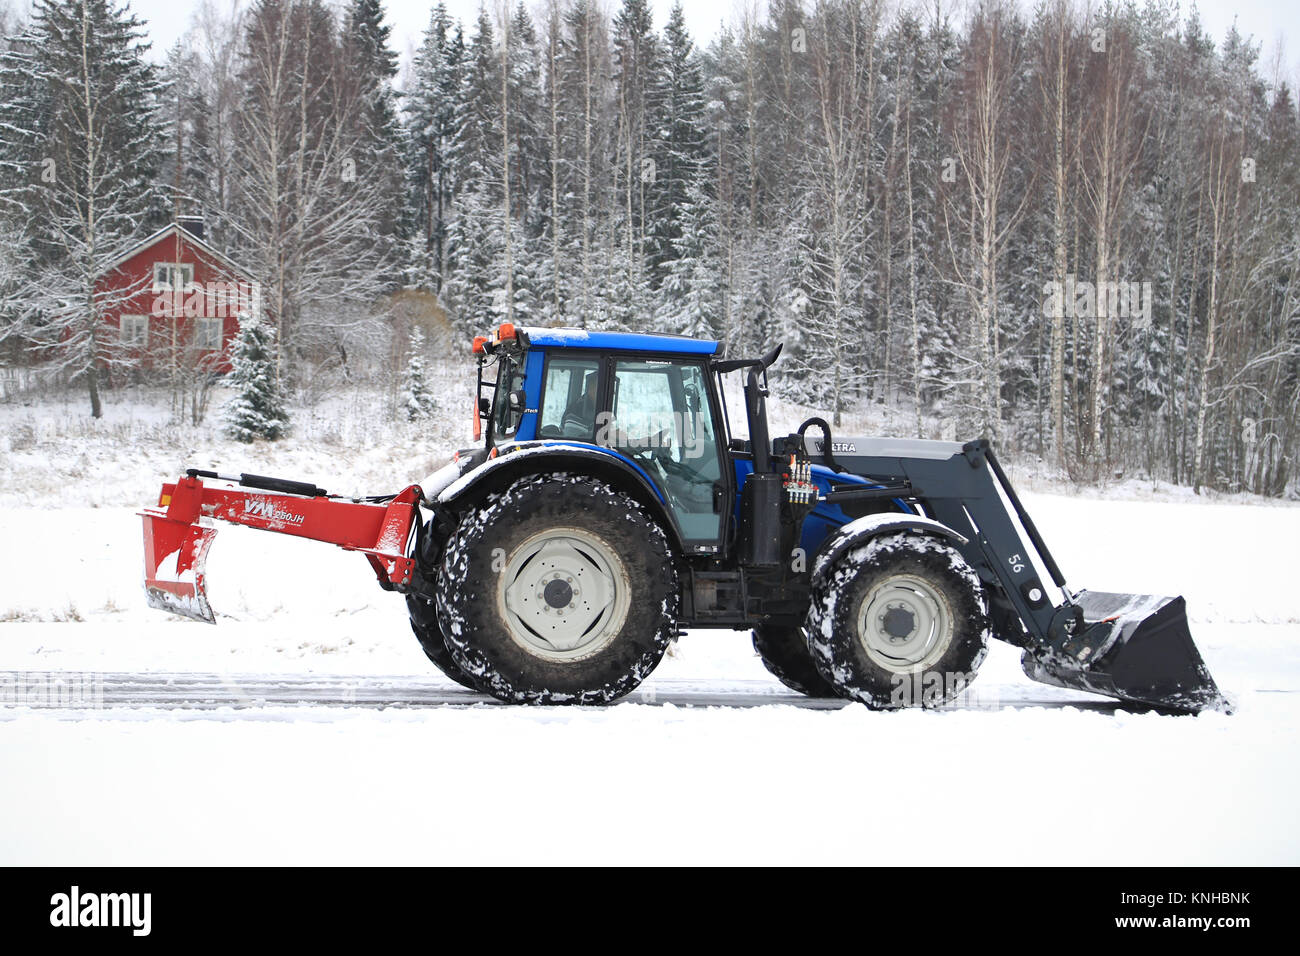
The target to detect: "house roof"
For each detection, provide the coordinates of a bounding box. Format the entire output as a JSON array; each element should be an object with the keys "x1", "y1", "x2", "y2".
[{"x1": 98, "y1": 222, "x2": 253, "y2": 281}]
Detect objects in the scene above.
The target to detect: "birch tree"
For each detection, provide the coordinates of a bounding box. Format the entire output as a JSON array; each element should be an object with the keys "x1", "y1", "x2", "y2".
[
  {"x1": 942, "y1": 0, "x2": 1030, "y2": 441},
  {"x1": 0, "y1": 0, "x2": 167, "y2": 417}
]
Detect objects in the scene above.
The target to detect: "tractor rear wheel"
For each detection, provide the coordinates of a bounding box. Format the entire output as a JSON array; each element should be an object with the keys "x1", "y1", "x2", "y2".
[
  {"x1": 807, "y1": 531, "x2": 989, "y2": 708},
  {"x1": 436, "y1": 473, "x2": 678, "y2": 704},
  {"x1": 752, "y1": 625, "x2": 839, "y2": 698},
  {"x1": 406, "y1": 593, "x2": 480, "y2": 691}
]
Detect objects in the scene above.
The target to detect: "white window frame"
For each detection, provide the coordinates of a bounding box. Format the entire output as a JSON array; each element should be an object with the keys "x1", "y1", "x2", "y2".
[
  {"x1": 120, "y1": 314, "x2": 148, "y2": 347},
  {"x1": 195, "y1": 316, "x2": 224, "y2": 351},
  {"x1": 153, "y1": 262, "x2": 194, "y2": 292}
]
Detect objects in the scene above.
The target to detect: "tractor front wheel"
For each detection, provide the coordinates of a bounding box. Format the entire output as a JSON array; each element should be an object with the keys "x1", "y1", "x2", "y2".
[
  {"x1": 807, "y1": 531, "x2": 989, "y2": 708},
  {"x1": 436, "y1": 473, "x2": 678, "y2": 704}
]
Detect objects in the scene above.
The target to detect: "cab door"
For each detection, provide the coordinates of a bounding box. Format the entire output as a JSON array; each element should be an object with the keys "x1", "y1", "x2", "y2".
[{"x1": 606, "y1": 356, "x2": 730, "y2": 555}]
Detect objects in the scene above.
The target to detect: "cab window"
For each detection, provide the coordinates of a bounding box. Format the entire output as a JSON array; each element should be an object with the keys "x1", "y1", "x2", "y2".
[{"x1": 538, "y1": 356, "x2": 601, "y2": 440}]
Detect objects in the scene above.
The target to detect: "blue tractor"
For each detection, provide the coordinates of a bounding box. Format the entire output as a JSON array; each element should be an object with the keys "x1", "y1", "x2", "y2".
[{"x1": 143, "y1": 323, "x2": 1227, "y2": 712}]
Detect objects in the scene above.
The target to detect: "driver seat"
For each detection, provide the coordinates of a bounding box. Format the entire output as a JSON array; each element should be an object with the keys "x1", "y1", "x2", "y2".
[{"x1": 561, "y1": 371, "x2": 599, "y2": 437}]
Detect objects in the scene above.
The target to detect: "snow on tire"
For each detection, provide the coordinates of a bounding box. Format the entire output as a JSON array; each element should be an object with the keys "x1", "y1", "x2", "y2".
[
  {"x1": 807, "y1": 531, "x2": 990, "y2": 708},
  {"x1": 406, "y1": 593, "x2": 481, "y2": 691},
  {"x1": 752, "y1": 625, "x2": 839, "y2": 698},
  {"x1": 436, "y1": 472, "x2": 678, "y2": 705}
]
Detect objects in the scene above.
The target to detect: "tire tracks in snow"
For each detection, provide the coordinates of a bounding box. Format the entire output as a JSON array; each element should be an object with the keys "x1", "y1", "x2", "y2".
[{"x1": 0, "y1": 670, "x2": 1130, "y2": 717}]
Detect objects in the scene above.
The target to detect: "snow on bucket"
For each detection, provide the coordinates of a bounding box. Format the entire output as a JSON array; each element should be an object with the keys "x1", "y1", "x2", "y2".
[
  {"x1": 141, "y1": 511, "x2": 217, "y2": 624},
  {"x1": 1021, "y1": 591, "x2": 1228, "y2": 713}
]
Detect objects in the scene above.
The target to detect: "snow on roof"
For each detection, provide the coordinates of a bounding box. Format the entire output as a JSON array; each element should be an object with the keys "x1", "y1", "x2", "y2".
[
  {"x1": 520, "y1": 327, "x2": 719, "y2": 354},
  {"x1": 97, "y1": 223, "x2": 254, "y2": 281}
]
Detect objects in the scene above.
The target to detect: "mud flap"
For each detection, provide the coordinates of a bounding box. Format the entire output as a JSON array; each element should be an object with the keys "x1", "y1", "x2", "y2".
[
  {"x1": 1021, "y1": 591, "x2": 1228, "y2": 713},
  {"x1": 141, "y1": 511, "x2": 217, "y2": 624}
]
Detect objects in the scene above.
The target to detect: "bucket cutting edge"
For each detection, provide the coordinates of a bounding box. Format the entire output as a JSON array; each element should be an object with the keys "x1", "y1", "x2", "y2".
[{"x1": 1021, "y1": 590, "x2": 1228, "y2": 713}]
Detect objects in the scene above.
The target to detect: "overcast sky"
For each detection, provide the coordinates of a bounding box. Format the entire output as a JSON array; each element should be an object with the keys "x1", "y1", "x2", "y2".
[{"x1": 16, "y1": 0, "x2": 1299, "y2": 89}]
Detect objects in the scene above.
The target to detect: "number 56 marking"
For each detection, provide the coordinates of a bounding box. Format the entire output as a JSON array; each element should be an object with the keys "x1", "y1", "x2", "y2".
[{"x1": 1009, "y1": 553, "x2": 1025, "y2": 574}]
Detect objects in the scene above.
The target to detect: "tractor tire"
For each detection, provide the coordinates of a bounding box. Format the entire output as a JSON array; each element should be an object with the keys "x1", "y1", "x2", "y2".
[
  {"x1": 436, "y1": 473, "x2": 678, "y2": 705},
  {"x1": 752, "y1": 625, "x2": 839, "y2": 698},
  {"x1": 807, "y1": 531, "x2": 989, "y2": 708},
  {"x1": 406, "y1": 593, "x2": 480, "y2": 691}
]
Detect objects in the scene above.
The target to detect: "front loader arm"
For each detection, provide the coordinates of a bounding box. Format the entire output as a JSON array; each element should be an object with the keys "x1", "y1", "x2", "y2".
[{"x1": 141, "y1": 473, "x2": 423, "y2": 623}]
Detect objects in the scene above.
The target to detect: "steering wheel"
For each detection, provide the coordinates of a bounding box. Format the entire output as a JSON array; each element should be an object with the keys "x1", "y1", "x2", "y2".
[{"x1": 622, "y1": 426, "x2": 671, "y2": 451}]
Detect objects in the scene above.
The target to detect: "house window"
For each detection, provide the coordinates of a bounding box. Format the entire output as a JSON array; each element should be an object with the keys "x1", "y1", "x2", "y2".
[
  {"x1": 120, "y1": 314, "x2": 148, "y2": 347},
  {"x1": 195, "y1": 316, "x2": 223, "y2": 350},
  {"x1": 153, "y1": 262, "x2": 194, "y2": 292}
]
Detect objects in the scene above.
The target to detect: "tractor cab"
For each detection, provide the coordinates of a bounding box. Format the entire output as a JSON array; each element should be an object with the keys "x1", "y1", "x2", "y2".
[{"x1": 472, "y1": 323, "x2": 734, "y2": 553}]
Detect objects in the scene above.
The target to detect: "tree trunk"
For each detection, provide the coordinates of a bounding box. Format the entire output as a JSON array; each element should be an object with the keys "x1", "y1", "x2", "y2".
[
  {"x1": 501, "y1": 14, "x2": 514, "y2": 323},
  {"x1": 87, "y1": 363, "x2": 102, "y2": 419}
]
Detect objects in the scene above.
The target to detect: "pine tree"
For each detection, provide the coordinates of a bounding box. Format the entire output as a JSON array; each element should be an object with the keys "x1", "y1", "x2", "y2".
[
  {"x1": 445, "y1": 182, "x2": 506, "y2": 331},
  {"x1": 506, "y1": 2, "x2": 545, "y2": 240},
  {"x1": 158, "y1": 42, "x2": 211, "y2": 222},
  {"x1": 454, "y1": 8, "x2": 501, "y2": 192},
  {"x1": 401, "y1": 326, "x2": 436, "y2": 420},
  {"x1": 557, "y1": 0, "x2": 615, "y2": 326},
  {"x1": 612, "y1": 0, "x2": 658, "y2": 308},
  {"x1": 223, "y1": 311, "x2": 290, "y2": 442},
  {"x1": 404, "y1": 3, "x2": 463, "y2": 292},
  {"x1": 443, "y1": 7, "x2": 504, "y2": 330},
  {"x1": 342, "y1": 0, "x2": 404, "y2": 276},
  {"x1": 646, "y1": 2, "x2": 709, "y2": 286},
  {"x1": 657, "y1": 182, "x2": 722, "y2": 337}
]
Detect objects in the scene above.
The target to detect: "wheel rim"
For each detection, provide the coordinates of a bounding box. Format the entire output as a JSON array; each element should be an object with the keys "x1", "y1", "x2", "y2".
[
  {"x1": 855, "y1": 573, "x2": 953, "y2": 672},
  {"x1": 498, "y1": 527, "x2": 631, "y2": 661}
]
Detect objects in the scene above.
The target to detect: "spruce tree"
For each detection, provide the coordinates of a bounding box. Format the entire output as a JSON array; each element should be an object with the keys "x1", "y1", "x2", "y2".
[
  {"x1": 402, "y1": 326, "x2": 437, "y2": 420},
  {"x1": 647, "y1": 2, "x2": 708, "y2": 287},
  {"x1": 612, "y1": 0, "x2": 659, "y2": 307},
  {"x1": 445, "y1": 182, "x2": 507, "y2": 332},
  {"x1": 443, "y1": 8, "x2": 504, "y2": 330},
  {"x1": 222, "y1": 312, "x2": 289, "y2": 442},
  {"x1": 657, "y1": 182, "x2": 722, "y2": 338},
  {"x1": 404, "y1": 3, "x2": 464, "y2": 292},
  {"x1": 343, "y1": 0, "x2": 403, "y2": 274}
]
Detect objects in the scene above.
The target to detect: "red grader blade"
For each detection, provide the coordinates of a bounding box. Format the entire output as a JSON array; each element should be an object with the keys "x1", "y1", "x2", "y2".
[
  {"x1": 142, "y1": 508, "x2": 219, "y2": 623},
  {"x1": 140, "y1": 471, "x2": 423, "y2": 623}
]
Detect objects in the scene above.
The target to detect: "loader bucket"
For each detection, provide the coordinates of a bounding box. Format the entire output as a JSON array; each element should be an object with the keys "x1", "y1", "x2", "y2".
[
  {"x1": 1021, "y1": 591, "x2": 1229, "y2": 713},
  {"x1": 141, "y1": 511, "x2": 217, "y2": 624}
]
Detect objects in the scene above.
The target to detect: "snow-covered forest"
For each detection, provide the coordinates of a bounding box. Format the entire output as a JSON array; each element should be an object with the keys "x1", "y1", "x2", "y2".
[{"x1": 0, "y1": 0, "x2": 1297, "y2": 496}]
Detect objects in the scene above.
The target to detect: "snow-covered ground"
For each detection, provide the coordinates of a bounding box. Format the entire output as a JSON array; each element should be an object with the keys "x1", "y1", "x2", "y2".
[{"x1": 1, "y1": 384, "x2": 1297, "y2": 864}]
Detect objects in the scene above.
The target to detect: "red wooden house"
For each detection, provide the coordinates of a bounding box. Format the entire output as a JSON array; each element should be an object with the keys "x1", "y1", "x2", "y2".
[{"x1": 96, "y1": 219, "x2": 259, "y2": 376}]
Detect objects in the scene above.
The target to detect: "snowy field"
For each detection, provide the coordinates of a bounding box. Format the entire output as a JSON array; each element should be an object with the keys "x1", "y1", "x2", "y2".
[{"x1": 1, "y1": 384, "x2": 1298, "y2": 865}]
